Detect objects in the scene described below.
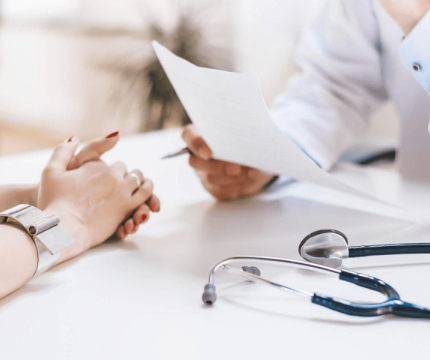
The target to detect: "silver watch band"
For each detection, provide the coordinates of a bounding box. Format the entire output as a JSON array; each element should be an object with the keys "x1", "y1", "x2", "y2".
[{"x1": 0, "y1": 204, "x2": 76, "y2": 277}]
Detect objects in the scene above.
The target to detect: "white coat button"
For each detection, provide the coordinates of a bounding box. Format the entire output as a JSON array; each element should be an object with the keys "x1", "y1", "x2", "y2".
[{"x1": 412, "y1": 63, "x2": 422, "y2": 71}]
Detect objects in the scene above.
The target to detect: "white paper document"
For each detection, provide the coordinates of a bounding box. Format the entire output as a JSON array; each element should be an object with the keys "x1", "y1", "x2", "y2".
[{"x1": 152, "y1": 41, "x2": 387, "y2": 203}]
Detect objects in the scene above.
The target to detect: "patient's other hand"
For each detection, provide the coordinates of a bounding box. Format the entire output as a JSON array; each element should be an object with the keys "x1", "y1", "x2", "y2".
[
  {"x1": 32, "y1": 132, "x2": 160, "y2": 239},
  {"x1": 182, "y1": 124, "x2": 275, "y2": 201},
  {"x1": 37, "y1": 138, "x2": 157, "y2": 260},
  {"x1": 67, "y1": 132, "x2": 160, "y2": 238},
  {"x1": 67, "y1": 131, "x2": 120, "y2": 171}
]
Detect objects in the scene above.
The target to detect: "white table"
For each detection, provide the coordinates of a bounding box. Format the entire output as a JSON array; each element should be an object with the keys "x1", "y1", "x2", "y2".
[{"x1": 1, "y1": 129, "x2": 430, "y2": 359}]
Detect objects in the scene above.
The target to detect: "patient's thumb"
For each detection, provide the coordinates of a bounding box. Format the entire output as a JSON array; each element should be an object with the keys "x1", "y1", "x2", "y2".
[{"x1": 46, "y1": 137, "x2": 80, "y2": 175}]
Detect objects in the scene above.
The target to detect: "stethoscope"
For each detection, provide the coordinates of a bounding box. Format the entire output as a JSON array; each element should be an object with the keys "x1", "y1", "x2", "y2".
[
  {"x1": 298, "y1": 229, "x2": 430, "y2": 268},
  {"x1": 202, "y1": 230, "x2": 430, "y2": 319}
]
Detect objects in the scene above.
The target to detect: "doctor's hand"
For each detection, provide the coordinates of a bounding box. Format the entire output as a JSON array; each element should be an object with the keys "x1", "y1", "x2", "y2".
[
  {"x1": 182, "y1": 124, "x2": 276, "y2": 201},
  {"x1": 379, "y1": 0, "x2": 430, "y2": 34}
]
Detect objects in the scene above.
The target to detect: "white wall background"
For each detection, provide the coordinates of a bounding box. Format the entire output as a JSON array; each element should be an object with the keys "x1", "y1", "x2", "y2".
[{"x1": 0, "y1": 0, "x2": 399, "y2": 143}]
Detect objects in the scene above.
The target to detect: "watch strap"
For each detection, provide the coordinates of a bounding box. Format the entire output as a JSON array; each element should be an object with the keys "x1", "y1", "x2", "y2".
[{"x1": 0, "y1": 204, "x2": 75, "y2": 277}]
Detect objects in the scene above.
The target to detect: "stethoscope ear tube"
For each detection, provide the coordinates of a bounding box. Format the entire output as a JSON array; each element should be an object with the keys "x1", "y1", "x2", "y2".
[
  {"x1": 311, "y1": 293, "x2": 430, "y2": 318},
  {"x1": 339, "y1": 269, "x2": 400, "y2": 299},
  {"x1": 312, "y1": 293, "x2": 392, "y2": 317},
  {"x1": 311, "y1": 270, "x2": 430, "y2": 318}
]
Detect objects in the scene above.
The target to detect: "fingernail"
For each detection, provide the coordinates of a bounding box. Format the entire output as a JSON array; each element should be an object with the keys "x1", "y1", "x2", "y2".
[
  {"x1": 106, "y1": 131, "x2": 119, "y2": 139},
  {"x1": 198, "y1": 146, "x2": 211, "y2": 160},
  {"x1": 142, "y1": 214, "x2": 147, "y2": 222},
  {"x1": 226, "y1": 164, "x2": 241, "y2": 176},
  {"x1": 67, "y1": 136, "x2": 76, "y2": 143},
  {"x1": 248, "y1": 168, "x2": 260, "y2": 179}
]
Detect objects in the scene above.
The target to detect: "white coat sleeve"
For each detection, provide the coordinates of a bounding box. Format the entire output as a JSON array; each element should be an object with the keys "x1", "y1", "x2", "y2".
[{"x1": 270, "y1": 0, "x2": 389, "y2": 170}]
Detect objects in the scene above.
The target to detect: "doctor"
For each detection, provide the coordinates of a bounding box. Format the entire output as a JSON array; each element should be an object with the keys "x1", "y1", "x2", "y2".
[{"x1": 182, "y1": 0, "x2": 430, "y2": 201}]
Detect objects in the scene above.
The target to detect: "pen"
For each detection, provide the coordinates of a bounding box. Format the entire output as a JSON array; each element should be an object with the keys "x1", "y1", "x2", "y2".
[{"x1": 161, "y1": 147, "x2": 193, "y2": 160}]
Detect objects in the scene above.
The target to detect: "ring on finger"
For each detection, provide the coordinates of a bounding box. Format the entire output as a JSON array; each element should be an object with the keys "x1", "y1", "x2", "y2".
[{"x1": 129, "y1": 172, "x2": 142, "y2": 189}]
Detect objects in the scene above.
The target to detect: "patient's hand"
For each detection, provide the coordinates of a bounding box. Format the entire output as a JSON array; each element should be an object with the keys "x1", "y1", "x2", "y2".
[
  {"x1": 0, "y1": 136, "x2": 160, "y2": 299},
  {"x1": 30, "y1": 132, "x2": 160, "y2": 239},
  {"x1": 67, "y1": 132, "x2": 160, "y2": 239},
  {"x1": 37, "y1": 138, "x2": 158, "y2": 261},
  {"x1": 67, "y1": 131, "x2": 120, "y2": 171},
  {"x1": 182, "y1": 124, "x2": 275, "y2": 201}
]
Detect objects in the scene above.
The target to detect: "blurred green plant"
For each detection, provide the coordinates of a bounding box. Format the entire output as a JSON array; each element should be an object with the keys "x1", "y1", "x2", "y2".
[{"x1": 92, "y1": 10, "x2": 233, "y2": 132}]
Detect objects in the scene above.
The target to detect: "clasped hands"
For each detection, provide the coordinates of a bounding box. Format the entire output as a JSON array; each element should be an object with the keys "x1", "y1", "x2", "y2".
[{"x1": 21, "y1": 132, "x2": 160, "y2": 262}]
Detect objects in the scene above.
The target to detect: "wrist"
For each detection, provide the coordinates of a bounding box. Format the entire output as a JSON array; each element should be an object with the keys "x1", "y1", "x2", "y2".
[
  {"x1": 21, "y1": 184, "x2": 39, "y2": 206},
  {"x1": 42, "y1": 203, "x2": 88, "y2": 264},
  {"x1": 11, "y1": 184, "x2": 39, "y2": 206},
  {"x1": 0, "y1": 184, "x2": 37, "y2": 211}
]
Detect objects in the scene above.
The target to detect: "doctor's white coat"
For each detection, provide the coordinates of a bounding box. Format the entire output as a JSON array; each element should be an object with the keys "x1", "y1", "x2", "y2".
[{"x1": 271, "y1": 0, "x2": 430, "y2": 180}]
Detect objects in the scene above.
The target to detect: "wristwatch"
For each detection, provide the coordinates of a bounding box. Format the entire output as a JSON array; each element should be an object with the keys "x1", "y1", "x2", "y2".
[{"x1": 0, "y1": 204, "x2": 75, "y2": 277}]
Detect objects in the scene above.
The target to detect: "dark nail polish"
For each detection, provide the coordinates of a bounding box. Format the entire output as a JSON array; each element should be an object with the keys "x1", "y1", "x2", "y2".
[
  {"x1": 106, "y1": 131, "x2": 119, "y2": 139},
  {"x1": 142, "y1": 214, "x2": 147, "y2": 222},
  {"x1": 67, "y1": 137, "x2": 74, "y2": 143}
]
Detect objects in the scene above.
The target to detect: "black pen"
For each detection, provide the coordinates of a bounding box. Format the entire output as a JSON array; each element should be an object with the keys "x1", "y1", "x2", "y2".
[{"x1": 161, "y1": 147, "x2": 193, "y2": 160}]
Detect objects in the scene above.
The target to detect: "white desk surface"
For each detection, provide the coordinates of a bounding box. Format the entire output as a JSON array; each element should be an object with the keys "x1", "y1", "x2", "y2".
[{"x1": 1, "y1": 128, "x2": 430, "y2": 359}]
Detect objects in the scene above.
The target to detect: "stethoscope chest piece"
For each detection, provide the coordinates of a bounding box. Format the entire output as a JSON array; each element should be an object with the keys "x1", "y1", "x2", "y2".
[{"x1": 298, "y1": 229, "x2": 349, "y2": 268}]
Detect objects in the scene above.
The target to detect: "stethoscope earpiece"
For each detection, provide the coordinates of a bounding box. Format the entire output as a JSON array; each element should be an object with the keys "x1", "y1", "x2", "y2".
[
  {"x1": 202, "y1": 284, "x2": 217, "y2": 305},
  {"x1": 202, "y1": 266, "x2": 261, "y2": 306}
]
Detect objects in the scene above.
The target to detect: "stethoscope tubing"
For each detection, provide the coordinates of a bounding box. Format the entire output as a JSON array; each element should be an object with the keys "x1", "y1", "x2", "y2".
[
  {"x1": 205, "y1": 257, "x2": 430, "y2": 319},
  {"x1": 349, "y1": 243, "x2": 430, "y2": 257}
]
